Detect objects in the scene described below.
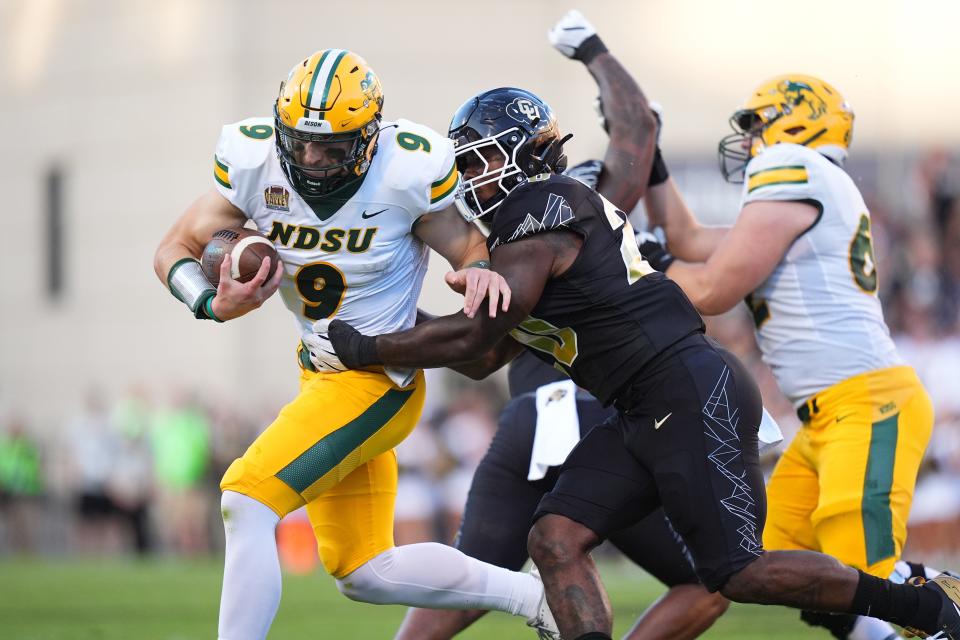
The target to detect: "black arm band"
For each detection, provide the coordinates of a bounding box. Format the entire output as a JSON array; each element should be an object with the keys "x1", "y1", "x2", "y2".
[
  {"x1": 648, "y1": 146, "x2": 670, "y2": 187},
  {"x1": 574, "y1": 34, "x2": 609, "y2": 65}
]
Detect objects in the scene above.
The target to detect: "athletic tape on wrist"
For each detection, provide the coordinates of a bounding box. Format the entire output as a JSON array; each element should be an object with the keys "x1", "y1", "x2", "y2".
[{"x1": 167, "y1": 258, "x2": 217, "y2": 318}]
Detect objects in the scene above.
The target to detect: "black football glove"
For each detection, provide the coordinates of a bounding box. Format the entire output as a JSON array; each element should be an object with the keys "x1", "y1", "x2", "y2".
[
  {"x1": 635, "y1": 229, "x2": 675, "y2": 273},
  {"x1": 312, "y1": 319, "x2": 381, "y2": 369}
]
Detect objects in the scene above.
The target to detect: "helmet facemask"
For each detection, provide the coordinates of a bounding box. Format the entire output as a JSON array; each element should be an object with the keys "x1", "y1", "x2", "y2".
[
  {"x1": 718, "y1": 108, "x2": 776, "y2": 183},
  {"x1": 452, "y1": 128, "x2": 529, "y2": 233},
  {"x1": 275, "y1": 109, "x2": 380, "y2": 200}
]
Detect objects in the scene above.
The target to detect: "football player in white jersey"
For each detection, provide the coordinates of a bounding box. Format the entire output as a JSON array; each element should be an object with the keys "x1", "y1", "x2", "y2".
[
  {"x1": 154, "y1": 49, "x2": 560, "y2": 640},
  {"x1": 643, "y1": 75, "x2": 956, "y2": 639}
]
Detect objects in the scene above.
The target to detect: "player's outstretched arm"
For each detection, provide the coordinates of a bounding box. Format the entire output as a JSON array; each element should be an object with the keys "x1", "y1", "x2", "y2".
[
  {"x1": 549, "y1": 9, "x2": 657, "y2": 211},
  {"x1": 644, "y1": 178, "x2": 729, "y2": 262},
  {"x1": 413, "y1": 308, "x2": 524, "y2": 379},
  {"x1": 154, "y1": 188, "x2": 283, "y2": 321},
  {"x1": 664, "y1": 200, "x2": 819, "y2": 315},
  {"x1": 321, "y1": 236, "x2": 555, "y2": 372},
  {"x1": 414, "y1": 207, "x2": 511, "y2": 319}
]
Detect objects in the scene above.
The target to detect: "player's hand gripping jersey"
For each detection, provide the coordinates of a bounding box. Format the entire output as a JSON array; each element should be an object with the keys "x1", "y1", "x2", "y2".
[
  {"x1": 213, "y1": 117, "x2": 458, "y2": 344},
  {"x1": 740, "y1": 143, "x2": 902, "y2": 405},
  {"x1": 487, "y1": 174, "x2": 704, "y2": 405}
]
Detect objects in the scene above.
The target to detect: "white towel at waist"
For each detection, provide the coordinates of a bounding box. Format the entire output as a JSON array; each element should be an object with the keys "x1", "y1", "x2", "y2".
[
  {"x1": 758, "y1": 407, "x2": 784, "y2": 454},
  {"x1": 527, "y1": 380, "x2": 581, "y2": 481}
]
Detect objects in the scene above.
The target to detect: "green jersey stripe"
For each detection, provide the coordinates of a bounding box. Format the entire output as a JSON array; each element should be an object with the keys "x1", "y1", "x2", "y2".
[{"x1": 431, "y1": 162, "x2": 456, "y2": 188}]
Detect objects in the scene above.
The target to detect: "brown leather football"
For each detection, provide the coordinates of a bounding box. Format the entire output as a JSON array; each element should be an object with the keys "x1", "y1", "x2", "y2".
[{"x1": 201, "y1": 227, "x2": 279, "y2": 286}]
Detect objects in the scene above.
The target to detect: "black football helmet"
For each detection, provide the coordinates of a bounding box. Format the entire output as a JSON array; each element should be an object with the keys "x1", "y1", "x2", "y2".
[{"x1": 448, "y1": 87, "x2": 571, "y2": 229}]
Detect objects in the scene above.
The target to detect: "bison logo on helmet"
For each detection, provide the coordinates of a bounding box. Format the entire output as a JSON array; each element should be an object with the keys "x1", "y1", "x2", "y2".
[
  {"x1": 779, "y1": 80, "x2": 827, "y2": 121},
  {"x1": 360, "y1": 71, "x2": 380, "y2": 100},
  {"x1": 506, "y1": 98, "x2": 542, "y2": 124}
]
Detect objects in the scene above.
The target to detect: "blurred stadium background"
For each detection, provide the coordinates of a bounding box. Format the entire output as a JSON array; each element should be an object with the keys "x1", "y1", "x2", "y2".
[{"x1": 1, "y1": 1, "x2": 959, "y2": 638}]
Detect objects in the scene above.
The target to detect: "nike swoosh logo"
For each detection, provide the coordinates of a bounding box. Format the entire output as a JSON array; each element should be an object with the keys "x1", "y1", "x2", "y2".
[
  {"x1": 361, "y1": 208, "x2": 388, "y2": 219},
  {"x1": 654, "y1": 413, "x2": 672, "y2": 430},
  {"x1": 836, "y1": 414, "x2": 855, "y2": 423}
]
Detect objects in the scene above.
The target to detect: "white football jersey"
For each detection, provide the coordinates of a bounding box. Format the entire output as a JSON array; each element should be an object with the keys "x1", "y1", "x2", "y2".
[
  {"x1": 740, "y1": 143, "x2": 902, "y2": 405},
  {"x1": 212, "y1": 117, "x2": 459, "y2": 343}
]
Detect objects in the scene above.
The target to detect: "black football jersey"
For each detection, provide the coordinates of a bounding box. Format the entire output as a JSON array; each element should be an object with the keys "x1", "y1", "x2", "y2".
[{"x1": 488, "y1": 174, "x2": 705, "y2": 405}]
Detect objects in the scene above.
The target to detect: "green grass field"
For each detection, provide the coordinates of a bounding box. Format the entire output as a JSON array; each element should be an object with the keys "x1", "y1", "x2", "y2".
[{"x1": 0, "y1": 557, "x2": 819, "y2": 639}]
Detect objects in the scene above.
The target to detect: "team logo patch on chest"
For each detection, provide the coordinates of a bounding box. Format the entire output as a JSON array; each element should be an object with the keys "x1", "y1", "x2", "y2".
[{"x1": 264, "y1": 185, "x2": 290, "y2": 212}]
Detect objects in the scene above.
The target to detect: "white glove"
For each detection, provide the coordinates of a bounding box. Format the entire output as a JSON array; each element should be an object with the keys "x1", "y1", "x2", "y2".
[
  {"x1": 547, "y1": 10, "x2": 598, "y2": 59},
  {"x1": 303, "y1": 319, "x2": 347, "y2": 372}
]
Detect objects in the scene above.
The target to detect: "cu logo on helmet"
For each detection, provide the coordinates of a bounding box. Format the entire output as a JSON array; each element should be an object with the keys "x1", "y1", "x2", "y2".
[{"x1": 507, "y1": 98, "x2": 541, "y2": 123}]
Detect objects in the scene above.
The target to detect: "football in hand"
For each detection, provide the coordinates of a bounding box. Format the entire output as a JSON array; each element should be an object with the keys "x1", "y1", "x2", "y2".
[{"x1": 201, "y1": 228, "x2": 279, "y2": 286}]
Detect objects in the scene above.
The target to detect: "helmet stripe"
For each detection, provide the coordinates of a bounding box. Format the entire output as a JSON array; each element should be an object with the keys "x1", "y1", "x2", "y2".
[
  {"x1": 304, "y1": 49, "x2": 331, "y2": 111},
  {"x1": 315, "y1": 49, "x2": 348, "y2": 120}
]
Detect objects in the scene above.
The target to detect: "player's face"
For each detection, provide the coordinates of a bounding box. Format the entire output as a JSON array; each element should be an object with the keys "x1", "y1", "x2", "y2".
[
  {"x1": 733, "y1": 109, "x2": 766, "y2": 153},
  {"x1": 290, "y1": 140, "x2": 354, "y2": 176},
  {"x1": 457, "y1": 144, "x2": 507, "y2": 202}
]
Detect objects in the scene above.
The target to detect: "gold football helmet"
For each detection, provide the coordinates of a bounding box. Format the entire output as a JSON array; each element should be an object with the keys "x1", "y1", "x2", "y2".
[
  {"x1": 719, "y1": 74, "x2": 854, "y2": 182},
  {"x1": 274, "y1": 49, "x2": 384, "y2": 199}
]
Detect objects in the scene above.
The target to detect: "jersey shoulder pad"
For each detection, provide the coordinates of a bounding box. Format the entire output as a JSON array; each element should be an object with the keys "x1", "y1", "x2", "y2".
[
  {"x1": 563, "y1": 159, "x2": 604, "y2": 191},
  {"x1": 489, "y1": 174, "x2": 592, "y2": 247},
  {"x1": 213, "y1": 117, "x2": 276, "y2": 208},
  {"x1": 378, "y1": 119, "x2": 459, "y2": 215},
  {"x1": 743, "y1": 143, "x2": 821, "y2": 204}
]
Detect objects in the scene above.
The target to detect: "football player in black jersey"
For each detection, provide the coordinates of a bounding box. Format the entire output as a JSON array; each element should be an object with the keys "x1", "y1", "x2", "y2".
[
  {"x1": 310, "y1": 65, "x2": 960, "y2": 640},
  {"x1": 391, "y1": 11, "x2": 728, "y2": 640}
]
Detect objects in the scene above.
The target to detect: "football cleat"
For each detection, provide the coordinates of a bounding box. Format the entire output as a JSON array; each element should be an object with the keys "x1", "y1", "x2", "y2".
[
  {"x1": 526, "y1": 566, "x2": 562, "y2": 639},
  {"x1": 903, "y1": 574, "x2": 960, "y2": 639}
]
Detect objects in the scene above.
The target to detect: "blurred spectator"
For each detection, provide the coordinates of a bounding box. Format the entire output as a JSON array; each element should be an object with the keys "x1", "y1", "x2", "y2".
[
  {"x1": 937, "y1": 198, "x2": 960, "y2": 333},
  {"x1": 64, "y1": 388, "x2": 124, "y2": 554},
  {"x1": 435, "y1": 390, "x2": 498, "y2": 542},
  {"x1": 106, "y1": 384, "x2": 155, "y2": 555},
  {"x1": 0, "y1": 413, "x2": 44, "y2": 554},
  {"x1": 394, "y1": 418, "x2": 446, "y2": 545},
  {"x1": 150, "y1": 389, "x2": 212, "y2": 555}
]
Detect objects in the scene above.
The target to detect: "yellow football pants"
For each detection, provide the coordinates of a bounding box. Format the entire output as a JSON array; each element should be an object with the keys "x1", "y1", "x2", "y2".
[
  {"x1": 763, "y1": 366, "x2": 934, "y2": 578},
  {"x1": 221, "y1": 366, "x2": 425, "y2": 578}
]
